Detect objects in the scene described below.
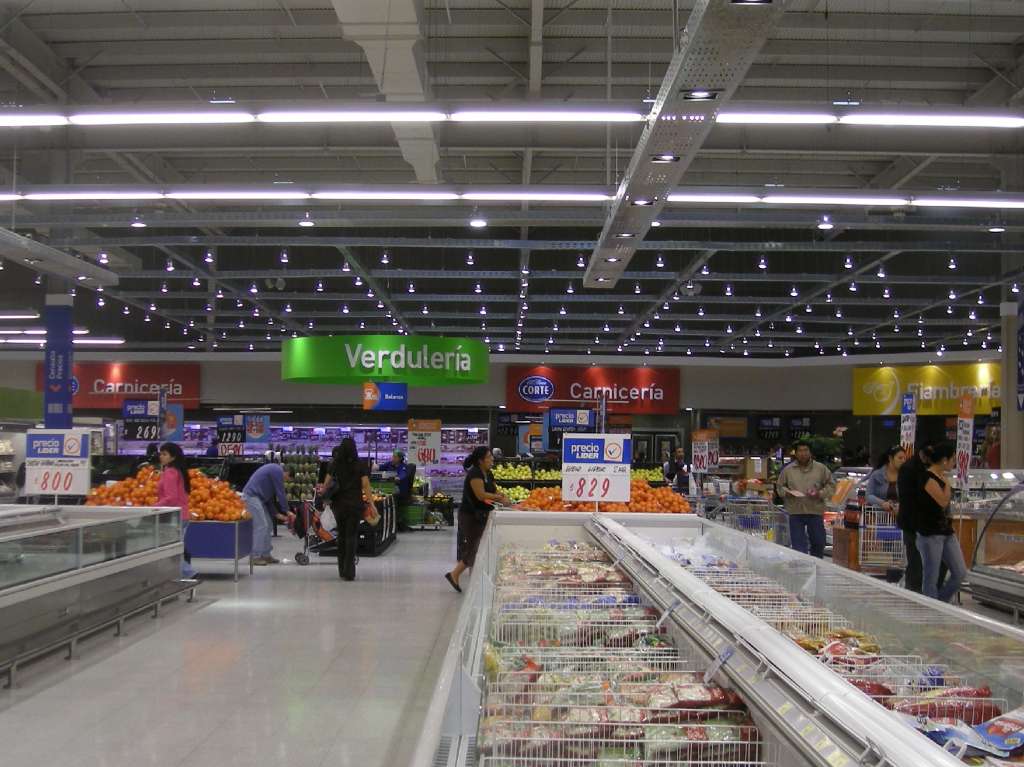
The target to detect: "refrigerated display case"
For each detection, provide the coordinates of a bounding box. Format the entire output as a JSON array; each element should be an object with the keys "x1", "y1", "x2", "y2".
[
  {"x1": 413, "y1": 510, "x2": 1024, "y2": 767},
  {"x1": 0, "y1": 504, "x2": 190, "y2": 686},
  {"x1": 971, "y1": 483, "x2": 1024, "y2": 620}
]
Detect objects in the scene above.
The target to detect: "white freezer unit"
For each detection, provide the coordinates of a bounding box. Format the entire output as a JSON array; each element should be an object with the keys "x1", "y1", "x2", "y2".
[{"x1": 412, "y1": 511, "x2": 993, "y2": 767}]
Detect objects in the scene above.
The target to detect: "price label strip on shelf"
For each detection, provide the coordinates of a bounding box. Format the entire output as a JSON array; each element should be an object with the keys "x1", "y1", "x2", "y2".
[
  {"x1": 561, "y1": 433, "x2": 632, "y2": 503},
  {"x1": 25, "y1": 429, "x2": 91, "y2": 496}
]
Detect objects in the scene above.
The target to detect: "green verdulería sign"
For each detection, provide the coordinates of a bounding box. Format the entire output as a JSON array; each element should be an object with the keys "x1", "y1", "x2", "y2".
[{"x1": 281, "y1": 335, "x2": 489, "y2": 386}]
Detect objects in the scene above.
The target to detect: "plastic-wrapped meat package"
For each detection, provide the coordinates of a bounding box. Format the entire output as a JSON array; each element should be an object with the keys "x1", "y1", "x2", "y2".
[
  {"x1": 605, "y1": 705, "x2": 647, "y2": 726},
  {"x1": 643, "y1": 724, "x2": 690, "y2": 760},
  {"x1": 477, "y1": 716, "x2": 523, "y2": 756},
  {"x1": 672, "y1": 682, "x2": 730, "y2": 709},
  {"x1": 605, "y1": 661, "x2": 660, "y2": 683},
  {"x1": 893, "y1": 693, "x2": 1002, "y2": 726},
  {"x1": 602, "y1": 627, "x2": 646, "y2": 649},
  {"x1": 561, "y1": 706, "x2": 609, "y2": 739},
  {"x1": 848, "y1": 679, "x2": 895, "y2": 705}
]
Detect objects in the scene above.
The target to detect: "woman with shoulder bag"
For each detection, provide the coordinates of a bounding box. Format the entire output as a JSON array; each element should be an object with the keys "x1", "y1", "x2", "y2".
[
  {"x1": 322, "y1": 437, "x2": 376, "y2": 581},
  {"x1": 445, "y1": 447, "x2": 509, "y2": 593}
]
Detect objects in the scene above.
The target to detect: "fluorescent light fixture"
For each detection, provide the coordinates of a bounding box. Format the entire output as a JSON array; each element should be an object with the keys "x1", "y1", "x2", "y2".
[
  {"x1": 462, "y1": 191, "x2": 609, "y2": 202},
  {"x1": 25, "y1": 190, "x2": 163, "y2": 200},
  {"x1": 666, "y1": 192, "x2": 761, "y2": 203},
  {"x1": 257, "y1": 109, "x2": 446, "y2": 123},
  {"x1": 469, "y1": 216, "x2": 488, "y2": 228},
  {"x1": 717, "y1": 112, "x2": 836, "y2": 124},
  {"x1": 0, "y1": 113, "x2": 68, "y2": 127},
  {"x1": 0, "y1": 311, "x2": 40, "y2": 320},
  {"x1": 167, "y1": 189, "x2": 310, "y2": 200},
  {"x1": 763, "y1": 194, "x2": 908, "y2": 206},
  {"x1": 838, "y1": 113, "x2": 1024, "y2": 129},
  {"x1": 911, "y1": 196, "x2": 1024, "y2": 209},
  {"x1": 73, "y1": 337, "x2": 125, "y2": 345},
  {"x1": 989, "y1": 225, "x2": 1007, "y2": 233},
  {"x1": 69, "y1": 111, "x2": 255, "y2": 125},
  {"x1": 0, "y1": 193, "x2": 20, "y2": 201},
  {"x1": 312, "y1": 190, "x2": 459, "y2": 200},
  {"x1": 453, "y1": 109, "x2": 645, "y2": 123}
]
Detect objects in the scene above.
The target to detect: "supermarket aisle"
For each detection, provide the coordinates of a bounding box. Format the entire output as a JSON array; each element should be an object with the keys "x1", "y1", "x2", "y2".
[{"x1": 0, "y1": 531, "x2": 461, "y2": 767}]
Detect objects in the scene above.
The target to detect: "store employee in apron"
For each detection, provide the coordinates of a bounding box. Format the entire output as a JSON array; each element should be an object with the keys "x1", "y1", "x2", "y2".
[{"x1": 663, "y1": 447, "x2": 691, "y2": 494}]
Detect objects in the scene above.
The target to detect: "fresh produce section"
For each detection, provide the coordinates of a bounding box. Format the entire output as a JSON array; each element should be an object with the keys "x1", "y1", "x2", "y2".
[
  {"x1": 512, "y1": 479, "x2": 691, "y2": 513},
  {"x1": 498, "y1": 485, "x2": 531, "y2": 504},
  {"x1": 281, "y1": 447, "x2": 321, "y2": 501},
  {"x1": 478, "y1": 541, "x2": 765, "y2": 764},
  {"x1": 631, "y1": 467, "x2": 665, "y2": 483},
  {"x1": 85, "y1": 465, "x2": 248, "y2": 521}
]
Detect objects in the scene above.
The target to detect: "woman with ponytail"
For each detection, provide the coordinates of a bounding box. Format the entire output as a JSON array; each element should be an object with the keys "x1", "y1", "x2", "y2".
[
  {"x1": 914, "y1": 442, "x2": 966, "y2": 603},
  {"x1": 445, "y1": 446, "x2": 509, "y2": 593}
]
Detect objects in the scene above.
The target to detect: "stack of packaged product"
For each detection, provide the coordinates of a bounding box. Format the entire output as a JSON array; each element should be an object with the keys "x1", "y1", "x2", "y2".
[{"x1": 478, "y1": 541, "x2": 767, "y2": 765}]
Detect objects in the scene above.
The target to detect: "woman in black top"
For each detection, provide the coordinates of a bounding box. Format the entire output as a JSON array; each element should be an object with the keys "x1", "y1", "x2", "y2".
[
  {"x1": 914, "y1": 442, "x2": 966, "y2": 603},
  {"x1": 445, "y1": 447, "x2": 509, "y2": 593},
  {"x1": 323, "y1": 437, "x2": 376, "y2": 581}
]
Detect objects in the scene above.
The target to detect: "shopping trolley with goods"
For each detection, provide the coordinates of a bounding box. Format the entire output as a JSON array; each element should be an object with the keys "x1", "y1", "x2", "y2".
[
  {"x1": 721, "y1": 498, "x2": 790, "y2": 547},
  {"x1": 858, "y1": 506, "x2": 906, "y2": 577}
]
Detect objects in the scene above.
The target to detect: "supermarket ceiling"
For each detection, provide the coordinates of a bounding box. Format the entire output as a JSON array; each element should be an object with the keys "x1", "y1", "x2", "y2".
[{"x1": 0, "y1": 0, "x2": 1022, "y2": 359}]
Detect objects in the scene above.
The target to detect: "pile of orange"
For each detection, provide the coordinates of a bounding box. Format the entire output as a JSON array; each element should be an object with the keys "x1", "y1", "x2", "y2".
[
  {"x1": 85, "y1": 465, "x2": 248, "y2": 521},
  {"x1": 514, "y1": 479, "x2": 692, "y2": 514}
]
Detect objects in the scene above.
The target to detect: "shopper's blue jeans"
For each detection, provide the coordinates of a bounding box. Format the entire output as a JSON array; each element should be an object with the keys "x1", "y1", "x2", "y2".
[
  {"x1": 243, "y1": 493, "x2": 273, "y2": 557},
  {"x1": 789, "y1": 514, "x2": 826, "y2": 558},
  {"x1": 180, "y1": 519, "x2": 198, "y2": 579},
  {"x1": 916, "y1": 532, "x2": 966, "y2": 603}
]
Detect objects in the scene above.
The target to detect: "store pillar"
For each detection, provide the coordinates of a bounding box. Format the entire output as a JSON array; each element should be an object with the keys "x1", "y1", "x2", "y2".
[
  {"x1": 1001, "y1": 162, "x2": 1024, "y2": 467},
  {"x1": 1001, "y1": 297, "x2": 1024, "y2": 467},
  {"x1": 42, "y1": 294, "x2": 74, "y2": 429}
]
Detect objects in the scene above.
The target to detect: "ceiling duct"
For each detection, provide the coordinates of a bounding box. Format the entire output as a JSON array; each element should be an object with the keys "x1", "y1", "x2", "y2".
[{"x1": 583, "y1": 0, "x2": 785, "y2": 288}]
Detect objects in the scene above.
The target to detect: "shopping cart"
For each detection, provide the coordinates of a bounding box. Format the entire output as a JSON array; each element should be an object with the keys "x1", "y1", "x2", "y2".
[
  {"x1": 720, "y1": 499, "x2": 790, "y2": 546},
  {"x1": 293, "y1": 498, "x2": 335, "y2": 566},
  {"x1": 858, "y1": 506, "x2": 906, "y2": 577}
]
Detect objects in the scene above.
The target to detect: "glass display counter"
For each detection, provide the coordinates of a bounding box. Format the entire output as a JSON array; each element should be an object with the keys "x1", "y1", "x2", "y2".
[
  {"x1": 971, "y1": 484, "x2": 1024, "y2": 619},
  {"x1": 0, "y1": 504, "x2": 187, "y2": 687}
]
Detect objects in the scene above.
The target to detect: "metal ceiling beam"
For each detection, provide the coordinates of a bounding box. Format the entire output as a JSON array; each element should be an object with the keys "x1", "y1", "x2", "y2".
[
  {"x1": 54, "y1": 235, "x2": 1024, "y2": 255},
  {"x1": 615, "y1": 250, "x2": 716, "y2": 345},
  {"x1": 332, "y1": 0, "x2": 440, "y2": 182},
  {"x1": 583, "y1": 0, "x2": 784, "y2": 288},
  {"x1": 332, "y1": 245, "x2": 411, "y2": 332}
]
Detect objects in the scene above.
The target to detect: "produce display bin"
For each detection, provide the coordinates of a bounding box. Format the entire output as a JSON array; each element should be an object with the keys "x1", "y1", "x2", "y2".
[
  {"x1": 184, "y1": 518, "x2": 253, "y2": 581},
  {"x1": 411, "y1": 509, "x2": 1024, "y2": 767}
]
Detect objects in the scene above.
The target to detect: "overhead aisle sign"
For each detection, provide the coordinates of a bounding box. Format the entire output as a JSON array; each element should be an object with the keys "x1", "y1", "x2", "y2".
[
  {"x1": 25, "y1": 429, "x2": 91, "y2": 496},
  {"x1": 561, "y1": 433, "x2": 632, "y2": 503},
  {"x1": 122, "y1": 399, "x2": 161, "y2": 442},
  {"x1": 955, "y1": 394, "x2": 975, "y2": 492},
  {"x1": 899, "y1": 393, "x2": 917, "y2": 455}
]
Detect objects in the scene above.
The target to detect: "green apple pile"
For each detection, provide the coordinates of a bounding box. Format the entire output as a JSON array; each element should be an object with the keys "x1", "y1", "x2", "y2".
[
  {"x1": 632, "y1": 467, "x2": 664, "y2": 483},
  {"x1": 498, "y1": 485, "x2": 531, "y2": 504},
  {"x1": 493, "y1": 463, "x2": 532, "y2": 481},
  {"x1": 533, "y1": 468, "x2": 562, "y2": 481}
]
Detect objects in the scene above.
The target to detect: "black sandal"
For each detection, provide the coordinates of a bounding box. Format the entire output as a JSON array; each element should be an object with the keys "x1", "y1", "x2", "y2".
[{"x1": 445, "y1": 572, "x2": 462, "y2": 593}]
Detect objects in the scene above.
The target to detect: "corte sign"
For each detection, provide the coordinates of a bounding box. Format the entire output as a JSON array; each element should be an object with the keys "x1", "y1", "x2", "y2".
[
  {"x1": 506, "y1": 365, "x2": 680, "y2": 415},
  {"x1": 36, "y1": 362, "x2": 200, "y2": 409},
  {"x1": 282, "y1": 335, "x2": 488, "y2": 386}
]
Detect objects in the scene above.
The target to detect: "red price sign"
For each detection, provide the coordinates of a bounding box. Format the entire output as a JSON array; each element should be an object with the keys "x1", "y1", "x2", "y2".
[
  {"x1": 416, "y1": 447, "x2": 437, "y2": 465},
  {"x1": 568, "y1": 477, "x2": 612, "y2": 500},
  {"x1": 31, "y1": 469, "x2": 76, "y2": 493}
]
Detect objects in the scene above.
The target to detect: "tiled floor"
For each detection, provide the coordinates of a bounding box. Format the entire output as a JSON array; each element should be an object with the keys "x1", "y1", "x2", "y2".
[{"x1": 0, "y1": 530, "x2": 462, "y2": 767}]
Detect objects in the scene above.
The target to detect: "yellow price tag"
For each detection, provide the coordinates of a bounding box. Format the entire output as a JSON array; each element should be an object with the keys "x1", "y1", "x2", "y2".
[
  {"x1": 801, "y1": 723, "x2": 816, "y2": 737},
  {"x1": 777, "y1": 702, "x2": 793, "y2": 716}
]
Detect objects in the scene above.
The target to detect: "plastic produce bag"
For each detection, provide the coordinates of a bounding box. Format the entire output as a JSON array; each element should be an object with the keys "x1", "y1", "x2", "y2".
[{"x1": 319, "y1": 507, "x2": 337, "y2": 533}]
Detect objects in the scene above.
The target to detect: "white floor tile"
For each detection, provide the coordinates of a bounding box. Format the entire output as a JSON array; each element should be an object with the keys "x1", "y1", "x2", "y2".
[{"x1": 0, "y1": 531, "x2": 461, "y2": 767}]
